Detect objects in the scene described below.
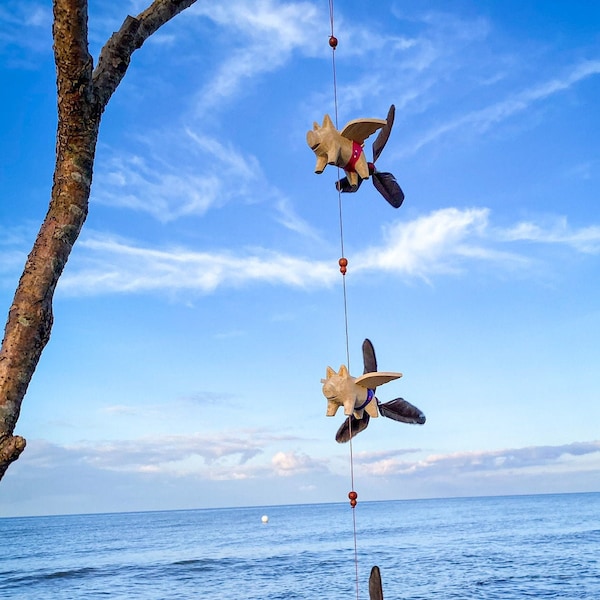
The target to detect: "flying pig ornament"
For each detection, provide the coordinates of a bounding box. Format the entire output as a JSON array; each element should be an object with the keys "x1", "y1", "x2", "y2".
[
  {"x1": 322, "y1": 339, "x2": 426, "y2": 443},
  {"x1": 307, "y1": 105, "x2": 405, "y2": 208}
]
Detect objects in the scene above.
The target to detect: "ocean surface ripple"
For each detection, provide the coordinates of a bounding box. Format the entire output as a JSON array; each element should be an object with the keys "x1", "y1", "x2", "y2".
[{"x1": 1, "y1": 493, "x2": 598, "y2": 599}]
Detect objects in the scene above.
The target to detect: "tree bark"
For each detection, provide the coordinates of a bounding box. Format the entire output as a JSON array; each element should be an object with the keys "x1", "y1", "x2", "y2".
[{"x1": 0, "y1": 0, "x2": 197, "y2": 481}]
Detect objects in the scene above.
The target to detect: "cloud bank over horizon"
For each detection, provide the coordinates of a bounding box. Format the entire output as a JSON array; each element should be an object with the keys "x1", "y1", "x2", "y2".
[{"x1": 2, "y1": 435, "x2": 597, "y2": 516}]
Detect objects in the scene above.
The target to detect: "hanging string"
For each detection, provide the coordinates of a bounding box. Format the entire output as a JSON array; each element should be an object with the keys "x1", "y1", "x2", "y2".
[
  {"x1": 328, "y1": 1, "x2": 350, "y2": 373},
  {"x1": 348, "y1": 425, "x2": 360, "y2": 600},
  {"x1": 328, "y1": 1, "x2": 340, "y2": 130},
  {"x1": 327, "y1": 3, "x2": 360, "y2": 600}
]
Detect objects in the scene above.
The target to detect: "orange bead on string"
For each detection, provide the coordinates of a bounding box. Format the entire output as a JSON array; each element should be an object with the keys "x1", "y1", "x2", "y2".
[
  {"x1": 338, "y1": 257, "x2": 348, "y2": 275},
  {"x1": 348, "y1": 490, "x2": 358, "y2": 508},
  {"x1": 329, "y1": 35, "x2": 338, "y2": 48}
]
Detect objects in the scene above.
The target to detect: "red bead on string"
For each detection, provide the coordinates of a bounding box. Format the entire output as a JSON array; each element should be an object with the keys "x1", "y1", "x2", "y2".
[
  {"x1": 339, "y1": 257, "x2": 348, "y2": 275},
  {"x1": 348, "y1": 490, "x2": 358, "y2": 508},
  {"x1": 329, "y1": 35, "x2": 338, "y2": 49}
]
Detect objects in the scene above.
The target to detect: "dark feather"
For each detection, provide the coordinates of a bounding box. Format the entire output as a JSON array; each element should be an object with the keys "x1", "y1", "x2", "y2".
[
  {"x1": 369, "y1": 566, "x2": 384, "y2": 600},
  {"x1": 362, "y1": 338, "x2": 378, "y2": 374},
  {"x1": 372, "y1": 171, "x2": 404, "y2": 208},
  {"x1": 372, "y1": 105, "x2": 395, "y2": 164},
  {"x1": 335, "y1": 176, "x2": 362, "y2": 194},
  {"x1": 335, "y1": 413, "x2": 370, "y2": 443},
  {"x1": 378, "y1": 398, "x2": 426, "y2": 424}
]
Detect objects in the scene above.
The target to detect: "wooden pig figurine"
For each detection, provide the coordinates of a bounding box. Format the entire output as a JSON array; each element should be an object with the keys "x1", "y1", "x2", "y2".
[
  {"x1": 306, "y1": 114, "x2": 386, "y2": 187},
  {"x1": 322, "y1": 339, "x2": 426, "y2": 443},
  {"x1": 321, "y1": 364, "x2": 402, "y2": 420}
]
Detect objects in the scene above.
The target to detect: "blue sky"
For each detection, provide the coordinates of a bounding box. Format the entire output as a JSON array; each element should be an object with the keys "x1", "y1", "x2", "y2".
[{"x1": 1, "y1": 0, "x2": 599, "y2": 517}]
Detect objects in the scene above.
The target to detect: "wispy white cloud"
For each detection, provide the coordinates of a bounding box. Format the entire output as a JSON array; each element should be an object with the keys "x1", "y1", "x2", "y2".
[
  {"x1": 273, "y1": 197, "x2": 322, "y2": 240},
  {"x1": 185, "y1": 128, "x2": 261, "y2": 184},
  {"x1": 77, "y1": 430, "x2": 287, "y2": 470},
  {"x1": 406, "y1": 59, "x2": 600, "y2": 155},
  {"x1": 315, "y1": 8, "x2": 493, "y2": 118},
  {"x1": 96, "y1": 154, "x2": 223, "y2": 220},
  {"x1": 189, "y1": 0, "x2": 322, "y2": 113},
  {"x1": 93, "y1": 127, "x2": 317, "y2": 240},
  {"x1": 59, "y1": 234, "x2": 336, "y2": 295},
  {"x1": 500, "y1": 217, "x2": 600, "y2": 254},
  {"x1": 83, "y1": 432, "x2": 266, "y2": 470},
  {"x1": 58, "y1": 209, "x2": 600, "y2": 297},
  {"x1": 356, "y1": 441, "x2": 600, "y2": 478},
  {"x1": 93, "y1": 129, "x2": 265, "y2": 222},
  {"x1": 182, "y1": 2, "x2": 498, "y2": 122},
  {"x1": 355, "y1": 208, "x2": 528, "y2": 281}
]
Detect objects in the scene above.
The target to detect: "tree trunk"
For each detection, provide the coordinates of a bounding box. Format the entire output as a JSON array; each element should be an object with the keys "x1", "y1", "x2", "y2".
[{"x1": 0, "y1": 0, "x2": 197, "y2": 481}]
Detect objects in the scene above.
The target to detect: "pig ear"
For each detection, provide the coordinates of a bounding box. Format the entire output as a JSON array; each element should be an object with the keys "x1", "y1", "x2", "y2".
[
  {"x1": 313, "y1": 121, "x2": 319, "y2": 130},
  {"x1": 323, "y1": 114, "x2": 334, "y2": 128}
]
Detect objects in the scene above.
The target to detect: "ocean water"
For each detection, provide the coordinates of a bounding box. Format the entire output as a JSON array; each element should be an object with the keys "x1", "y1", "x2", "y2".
[{"x1": 0, "y1": 493, "x2": 598, "y2": 599}]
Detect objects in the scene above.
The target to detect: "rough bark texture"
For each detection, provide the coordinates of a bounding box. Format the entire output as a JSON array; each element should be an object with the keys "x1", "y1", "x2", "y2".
[{"x1": 0, "y1": 0, "x2": 198, "y2": 481}]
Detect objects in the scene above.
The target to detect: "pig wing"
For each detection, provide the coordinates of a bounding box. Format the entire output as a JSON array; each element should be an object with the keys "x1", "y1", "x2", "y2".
[
  {"x1": 355, "y1": 371, "x2": 402, "y2": 388},
  {"x1": 340, "y1": 118, "x2": 387, "y2": 144}
]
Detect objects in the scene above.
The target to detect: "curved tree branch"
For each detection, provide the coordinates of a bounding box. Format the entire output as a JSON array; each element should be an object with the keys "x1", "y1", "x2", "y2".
[
  {"x1": 93, "y1": 0, "x2": 197, "y2": 110},
  {"x1": 0, "y1": 0, "x2": 198, "y2": 480}
]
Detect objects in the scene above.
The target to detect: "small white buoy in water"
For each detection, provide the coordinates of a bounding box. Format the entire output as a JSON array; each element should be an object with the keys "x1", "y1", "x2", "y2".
[{"x1": 261, "y1": 515, "x2": 269, "y2": 523}]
